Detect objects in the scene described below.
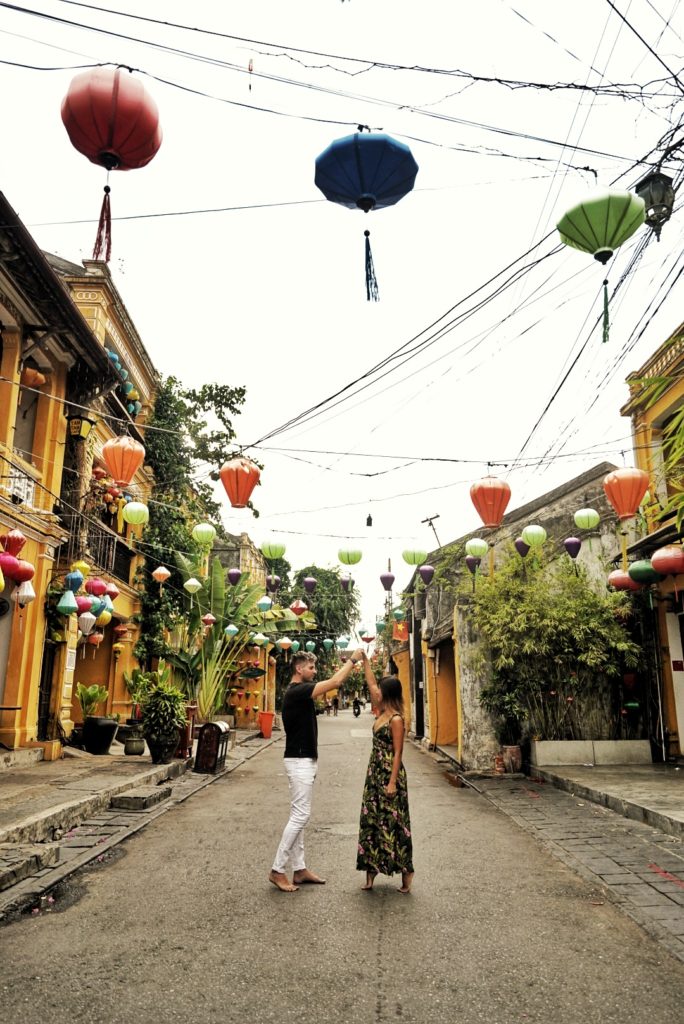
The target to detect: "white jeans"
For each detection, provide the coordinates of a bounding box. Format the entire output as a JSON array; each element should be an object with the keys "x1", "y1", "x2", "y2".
[{"x1": 272, "y1": 757, "x2": 318, "y2": 873}]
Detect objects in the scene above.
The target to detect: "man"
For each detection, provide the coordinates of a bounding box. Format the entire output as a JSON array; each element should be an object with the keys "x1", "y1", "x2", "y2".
[{"x1": 269, "y1": 647, "x2": 365, "y2": 893}]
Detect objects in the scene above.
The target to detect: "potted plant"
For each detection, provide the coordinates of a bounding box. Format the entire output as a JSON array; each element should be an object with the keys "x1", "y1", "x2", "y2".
[
  {"x1": 141, "y1": 678, "x2": 188, "y2": 764},
  {"x1": 121, "y1": 668, "x2": 151, "y2": 755},
  {"x1": 76, "y1": 682, "x2": 119, "y2": 756}
]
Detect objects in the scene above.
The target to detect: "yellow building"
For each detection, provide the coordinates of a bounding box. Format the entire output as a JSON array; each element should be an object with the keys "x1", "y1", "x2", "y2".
[{"x1": 621, "y1": 324, "x2": 684, "y2": 758}]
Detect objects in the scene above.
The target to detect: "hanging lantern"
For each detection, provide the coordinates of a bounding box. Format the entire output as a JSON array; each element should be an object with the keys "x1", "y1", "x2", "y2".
[
  {"x1": 20, "y1": 367, "x2": 47, "y2": 388},
  {"x1": 184, "y1": 578, "x2": 201, "y2": 595},
  {"x1": 0, "y1": 553, "x2": 20, "y2": 582},
  {"x1": 85, "y1": 577, "x2": 108, "y2": 597},
  {"x1": 95, "y1": 610, "x2": 112, "y2": 628},
  {"x1": 112, "y1": 642, "x2": 124, "y2": 660},
  {"x1": 225, "y1": 623, "x2": 239, "y2": 638},
  {"x1": 92, "y1": 466, "x2": 108, "y2": 481},
  {"x1": 219, "y1": 457, "x2": 261, "y2": 509},
  {"x1": 113, "y1": 623, "x2": 130, "y2": 640},
  {"x1": 290, "y1": 599, "x2": 308, "y2": 617},
  {"x1": 380, "y1": 571, "x2": 395, "y2": 591},
  {"x1": 340, "y1": 575, "x2": 353, "y2": 592},
  {"x1": 322, "y1": 638, "x2": 334, "y2": 652},
  {"x1": 338, "y1": 549, "x2": 362, "y2": 565},
  {"x1": 470, "y1": 476, "x2": 511, "y2": 528},
  {"x1": 257, "y1": 595, "x2": 273, "y2": 613},
  {"x1": 303, "y1": 576, "x2": 317, "y2": 594},
  {"x1": 564, "y1": 538, "x2": 582, "y2": 560},
  {"x1": 61, "y1": 67, "x2": 162, "y2": 261},
  {"x1": 375, "y1": 620, "x2": 386, "y2": 634},
  {"x1": 12, "y1": 560, "x2": 35, "y2": 584},
  {"x1": 88, "y1": 597, "x2": 105, "y2": 618},
  {"x1": 314, "y1": 130, "x2": 419, "y2": 301},
  {"x1": 418, "y1": 565, "x2": 435, "y2": 586},
  {"x1": 101, "y1": 435, "x2": 146, "y2": 486},
  {"x1": 266, "y1": 574, "x2": 281, "y2": 592},
  {"x1": 574, "y1": 508, "x2": 600, "y2": 531},
  {"x1": 628, "y1": 560, "x2": 664, "y2": 585},
  {"x1": 78, "y1": 611, "x2": 97, "y2": 636},
  {"x1": 336, "y1": 637, "x2": 348, "y2": 650},
  {"x1": 392, "y1": 608, "x2": 405, "y2": 622},
  {"x1": 105, "y1": 582, "x2": 120, "y2": 601},
  {"x1": 227, "y1": 567, "x2": 242, "y2": 586},
  {"x1": 651, "y1": 545, "x2": 684, "y2": 579},
  {"x1": 202, "y1": 613, "x2": 217, "y2": 627},
  {"x1": 514, "y1": 539, "x2": 530, "y2": 558},
  {"x1": 66, "y1": 414, "x2": 97, "y2": 441},
  {"x1": 260, "y1": 538, "x2": 286, "y2": 560},
  {"x1": 152, "y1": 565, "x2": 170, "y2": 592},
  {"x1": 64, "y1": 570, "x2": 84, "y2": 593},
  {"x1": 88, "y1": 632, "x2": 105, "y2": 658},
  {"x1": 122, "y1": 501, "x2": 149, "y2": 526},
  {"x1": 57, "y1": 590, "x2": 78, "y2": 615},
  {"x1": 465, "y1": 538, "x2": 489, "y2": 559},
  {"x1": 608, "y1": 569, "x2": 642, "y2": 592},
  {"x1": 192, "y1": 522, "x2": 216, "y2": 547},
  {"x1": 521, "y1": 525, "x2": 547, "y2": 549},
  {"x1": 253, "y1": 632, "x2": 268, "y2": 647},
  {"x1": 557, "y1": 191, "x2": 646, "y2": 343},
  {"x1": 11, "y1": 580, "x2": 36, "y2": 608},
  {"x1": 465, "y1": 555, "x2": 480, "y2": 575},
  {"x1": 305, "y1": 640, "x2": 316, "y2": 653},
  {"x1": 402, "y1": 549, "x2": 428, "y2": 567},
  {"x1": 2, "y1": 529, "x2": 26, "y2": 557},
  {"x1": 71, "y1": 559, "x2": 91, "y2": 579},
  {"x1": 635, "y1": 171, "x2": 675, "y2": 241},
  {"x1": 277, "y1": 636, "x2": 293, "y2": 651},
  {"x1": 360, "y1": 629, "x2": 375, "y2": 644},
  {"x1": 75, "y1": 595, "x2": 93, "y2": 615},
  {"x1": 603, "y1": 468, "x2": 650, "y2": 521}
]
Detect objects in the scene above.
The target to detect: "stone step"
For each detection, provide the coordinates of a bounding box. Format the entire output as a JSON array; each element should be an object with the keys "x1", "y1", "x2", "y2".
[
  {"x1": 110, "y1": 785, "x2": 172, "y2": 811},
  {"x1": 0, "y1": 747, "x2": 44, "y2": 772},
  {"x1": 0, "y1": 842, "x2": 59, "y2": 891}
]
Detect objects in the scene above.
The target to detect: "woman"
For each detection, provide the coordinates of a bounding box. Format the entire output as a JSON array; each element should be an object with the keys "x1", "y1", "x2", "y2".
[{"x1": 356, "y1": 653, "x2": 414, "y2": 894}]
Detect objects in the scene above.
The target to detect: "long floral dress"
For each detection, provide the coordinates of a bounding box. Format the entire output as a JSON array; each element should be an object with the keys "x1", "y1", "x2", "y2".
[{"x1": 357, "y1": 714, "x2": 414, "y2": 876}]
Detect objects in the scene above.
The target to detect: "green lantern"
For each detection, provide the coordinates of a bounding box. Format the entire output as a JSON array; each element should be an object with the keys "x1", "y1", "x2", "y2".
[
  {"x1": 305, "y1": 640, "x2": 316, "y2": 653},
  {"x1": 522, "y1": 525, "x2": 547, "y2": 548},
  {"x1": 224, "y1": 623, "x2": 239, "y2": 638},
  {"x1": 574, "y1": 508, "x2": 600, "y2": 531},
  {"x1": 253, "y1": 632, "x2": 268, "y2": 646},
  {"x1": 336, "y1": 637, "x2": 349, "y2": 650},
  {"x1": 392, "y1": 608, "x2": 405, "y2": 622},
  {"x1": 192, "y1": 522, "x2": 216, "y2": 546},
  {"x1": 257, "y1": 595, "x2": 273, "y2": 613},
  {"x1": 465, "y1": 538, "x2": 488, "y2": 559},
  {"x1": 290, "y1": 640, "x2": 301, "y2": 654},
  {"x1": 375, "y1": 620, "x2": 386, "y2": 633},
  {"x1": 122, "y1": 501, "x2": 149, "y2": 526},
  {"x1": 557, "y1": 191, "x2": 645, "y2": 265},
  {"x1": 402, "y1": 548, "x2": 428, "y2": 566},
  {"x1": 261, "y1": 538, "x2": 286, "y2": 560},
  {"x1": 628, "y1": 559, "x2": 664, "y2": 585},
  {"x1": 338, "y1": 548, "x2": 362, "y2": 565},
  {"x1": 57, "y1": 590, "x2": 78, "y2": 615},
  {"x1": 322, "y1": 638, "x2": 334, "y2": 652}
]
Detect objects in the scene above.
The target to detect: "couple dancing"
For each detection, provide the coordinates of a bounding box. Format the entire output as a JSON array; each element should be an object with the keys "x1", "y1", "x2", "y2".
[{"x1": 269, "y1": 648, "x2": 414, "y2": 895}]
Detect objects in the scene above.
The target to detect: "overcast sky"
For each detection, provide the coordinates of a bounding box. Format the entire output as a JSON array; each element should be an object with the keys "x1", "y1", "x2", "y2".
[{"x1": 1, "y1": 0, "x2": 682, "y2": 630}]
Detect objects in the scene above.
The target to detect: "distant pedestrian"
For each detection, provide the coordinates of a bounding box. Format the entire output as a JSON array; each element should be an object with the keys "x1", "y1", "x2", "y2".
[
  {"x1": 352, "y1": 698, "x2": 361, "y2": 718},
  {"x1": 332, "y1": 695, "x2": 339, "y2": 717},
  {"x1": 356, "y1": 654, "x2": 414, "y2": 895},
  {"x1": 269, "y1": 648, "x2": 365, "y2": 893}
]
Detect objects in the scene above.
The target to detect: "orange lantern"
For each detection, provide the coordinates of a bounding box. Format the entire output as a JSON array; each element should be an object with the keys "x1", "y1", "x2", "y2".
[
  {"x1": 603, "y1": 467, "x2": 650, "y2": 521},
  {"x1": 20, "y1": 367, "x2": 47, "y2": 388},
  {"x1": 152, "y1": 565, "x2": 171, "y2": 593},
  {"x1": 219, "y1": 457, "x2": 260, "y2": 509},
  {"x1": 470, "y1": 476, "x2": 511, "y2": 528},
  {"x1": 101, "y1": 435, "x2": 146, "y2": 486}
]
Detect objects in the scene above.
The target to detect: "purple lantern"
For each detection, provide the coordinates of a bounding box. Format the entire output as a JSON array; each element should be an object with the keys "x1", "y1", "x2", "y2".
[
  {"x1": 418, "y1": 564, "x2": 435, "y2": 586},
  {"x1": 465, "y1": 555, "x2": 480, "y2": 575},
  {"x1": 564, "y1": 537, "x2": 582, "y2": 560},
  {"x1": 380, "y1": 571, "x2": 395, "y2": 592},
  {"x1": 340, "y1": 575, "x2": 353, "y2": 593},
  {"x1": 228, "y1": 567, "x2": 242, "y2": 586},
  {"x1": 266, "y1": 574, "x2": 281, "y2": 592},
  {"x1": 514, "y1": 538, "x2": 530, "y2": 558},
  {"x1": 303, "y1": 576, "x2": 317, "y2": 594}
]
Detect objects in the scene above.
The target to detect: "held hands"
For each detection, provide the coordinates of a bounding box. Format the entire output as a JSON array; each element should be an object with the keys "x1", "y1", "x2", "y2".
[{"x1": 348, "y1": 648, "x2": 365, "y2": 666}]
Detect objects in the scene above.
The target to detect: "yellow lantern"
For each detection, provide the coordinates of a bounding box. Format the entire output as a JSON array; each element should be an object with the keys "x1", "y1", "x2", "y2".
[
  {"x1": 70, "y1": 560, "x2": 90, "y2": 578},
  {"x1": 96, "y1": 610, "x2": 112, "y2": 627}
]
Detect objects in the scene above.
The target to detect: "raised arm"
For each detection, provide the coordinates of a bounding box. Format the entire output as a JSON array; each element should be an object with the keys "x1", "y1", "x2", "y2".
[
  {"x1": 361, "y1": 651, "x2": 382, "y2": 707},
  {"x1": 312, "y1": 648, "x2": 365, "y2": 699}
]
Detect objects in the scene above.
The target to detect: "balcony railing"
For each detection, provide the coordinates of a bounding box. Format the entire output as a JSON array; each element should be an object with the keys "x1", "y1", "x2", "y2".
[
  {"x1": 59, "y1": 485, "x2": 136, "y2": 584},
  {"x1": 0, "y1": 453, "x2": 54, "y2": 513}
]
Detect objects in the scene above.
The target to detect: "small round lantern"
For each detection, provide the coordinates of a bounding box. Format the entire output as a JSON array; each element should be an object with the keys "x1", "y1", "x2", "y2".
[
  {"x1": 101, "y1": 435, "x2": 146, "y2": 486},
  {"x1": 418, "y1": 565, "x2": 435, "y2": 586},
  {"x1": 76, "y1": 596, "x2": 94, "y2": 614},
  {"x1": 303, "y1": 576, "x2": 317, "y2": 594},
  {"x1": 266, "y1": 574, "x2": 281, "y2": 592},
  {"x1": 85, "y1": 577, "x2": 108, "y2": 597},
  {"x1": 521, "y1": 525, "x2": 547, "y2": 549},
  {"x1": 192, "y1": 522, "x2": 216, "y2": 547},
  {"x1": 322, "y1": 638, "x2": 334, "y2": 652},
  {"x1": 392, "y1": 608, "x2": 405, "y2": 622},
  {"x1": 338, "y1": 549, "x2": 362, "y2": 565},
  {"x1": 261, "y1": 539, "x2": 286, "y2": 560},
  {"x1": 305, "y1": 640, "x2": 316, "y2": 653},
  {"x1": 564, "y1": 538, "x2": 582, "y2": 559},
  {"x1": 465, "y1": 538, "x2": 488, "y2": 559},
  {"x1": 574, "y1": 508, "x2": 600, "y2": 531},
  {"x1": 608, "y1": 569, "x2": 642, "y2": 592},
  {"x1": 64, "y1": 569, "x2": 84, "y2": 593},
  {"x1": 227, "y1": 568, "x2": 242, "y2": 586},
  {"x1": 122, "y1": 501, "x2": 149, "y2": 526},
  {"x1": 402, "y1": 549, "x2": 428, "y2": 567},
  {"x1": 340, "y1": 575, "x2": 353, "y2": 593},
  {"x1": 380, "y1": 571, "x2": 395, "y2": 591},
  {"x1": 628, "y1": 560, "x2": 664, "y2": 585},
  {"x1": 2, "y1": 529, "x2": 26, "y2": 557},
  {"x1": 514, "y1": 538, "x2": 530, "y2": 558}
]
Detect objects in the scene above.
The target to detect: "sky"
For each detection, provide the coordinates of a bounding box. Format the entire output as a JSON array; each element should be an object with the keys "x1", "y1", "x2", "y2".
[{"x1": 1, "y1": 0, "x2": 683, "y2": 631}]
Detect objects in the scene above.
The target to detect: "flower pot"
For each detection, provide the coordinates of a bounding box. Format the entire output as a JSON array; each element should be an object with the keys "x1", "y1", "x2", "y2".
[
  {"x1": 146, "y1": 730, "x2": 180, "y2": 764},
  {"x1": 82, "y1": 716, "x2": 119, "y2": 756},
  {"x1": 124, "y1": 723, "x2": 145, "y2": 756},
  {"x1": 257, "y1": 710, "x2": 274, "y2": 739},
  {"x1": 502, "y1": 745, "x2": 522, "y2": 773}
]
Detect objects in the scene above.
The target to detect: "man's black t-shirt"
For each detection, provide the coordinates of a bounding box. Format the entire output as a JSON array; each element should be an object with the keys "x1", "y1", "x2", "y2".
[{"x1": 282, "y1": 681, "x2": 317, "y2": 758}]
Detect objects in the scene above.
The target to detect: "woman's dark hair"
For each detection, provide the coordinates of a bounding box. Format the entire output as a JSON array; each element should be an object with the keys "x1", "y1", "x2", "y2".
[{"x1": 379, "y1": 675, "x2": 404, "y2": 716}]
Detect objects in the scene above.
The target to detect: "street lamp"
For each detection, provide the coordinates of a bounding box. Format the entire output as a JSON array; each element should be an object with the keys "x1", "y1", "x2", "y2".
[
  {"x1": 635, "y1": 171, "x2": 675, "y2": 240},
  {"x1": 65, "y1": 414, "x2": 97, "y2": 440}
]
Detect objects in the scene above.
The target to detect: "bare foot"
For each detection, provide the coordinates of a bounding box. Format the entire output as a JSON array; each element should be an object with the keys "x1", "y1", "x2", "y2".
[
  {"x1": 361, "y1": 871, "x2": 376, "y2": 891},
  {"x1": 292, "y1": 869, "x2": 326, "y2": 885},
  {"x1": 269, "y1": 870, "x2": 299, "y2": 893},
  {"x1": 397, "y1": 871, "x2": 414, "y2": 894}
]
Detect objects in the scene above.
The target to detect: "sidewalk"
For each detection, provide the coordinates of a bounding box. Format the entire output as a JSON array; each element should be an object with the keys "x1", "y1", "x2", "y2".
[{"x1": 0, "y1": 729, "x2": 279, "y2": 918}]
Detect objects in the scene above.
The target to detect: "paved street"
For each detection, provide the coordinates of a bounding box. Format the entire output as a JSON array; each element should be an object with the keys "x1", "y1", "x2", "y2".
[{"x1": 3, "y1": 714, "x2": 684, "y2": 1024}]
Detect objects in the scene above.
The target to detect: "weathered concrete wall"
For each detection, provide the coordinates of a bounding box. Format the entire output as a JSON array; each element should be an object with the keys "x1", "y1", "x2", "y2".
[{"x1": 454, "y1": 603, "x2": 500, "y2": 770}]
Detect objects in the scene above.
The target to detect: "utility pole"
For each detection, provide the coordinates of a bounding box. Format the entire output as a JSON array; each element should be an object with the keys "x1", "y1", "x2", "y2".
[{"x1": 421, "y1": 514, "x2": 442, "y2": 549}]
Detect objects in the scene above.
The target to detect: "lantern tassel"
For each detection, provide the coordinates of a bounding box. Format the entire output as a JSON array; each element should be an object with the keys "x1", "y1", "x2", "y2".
[
  {"x1": 364, "y1": 230, "x2": 379, "y2": 302},
  {"x1": 602, "y1": 279, "x2": 609, "y2": 344},
  {"x1": 92, "y1": 185, "x2": 112, "y2": 262},
  {"x1": 620, "y1": 530, "x2": 628, "y2": 571}
]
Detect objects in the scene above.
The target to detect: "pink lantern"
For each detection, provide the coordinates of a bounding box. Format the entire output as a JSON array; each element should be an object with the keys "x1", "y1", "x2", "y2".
[
  {"x1": 650, "y1": 545, "x2": 684, "y2": 577},
  {"x1": 76, "y1": 596, "x2": 94, "y2": 614},
  {"x1": 85, "y1": 577, "x2": 108, "y2": 597},
  {"x1": 12, "y1": 559, "x2": 35, "y2": 584},
  {"x1": 608, "y1": 569, "x2": 642, "y2": 592},
  {"x1": 0, "y1": 552, "x2": 20, "y2": 582},
  {"x1": 2, "y1": 529, "x2": 27, "y2": 557}
]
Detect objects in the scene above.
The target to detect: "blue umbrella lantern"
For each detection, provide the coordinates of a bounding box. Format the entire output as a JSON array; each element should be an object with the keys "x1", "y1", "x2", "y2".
[{"x1": 314, "y1": 130, "x2": 419, "y2": 301}]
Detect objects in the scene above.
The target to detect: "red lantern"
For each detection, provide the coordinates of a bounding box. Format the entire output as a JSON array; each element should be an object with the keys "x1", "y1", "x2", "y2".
[
  {"x1": 101, "y1": 436, "x2": 146, "y2": 486},
  {"x1": 61, "y1": 67, "x2": 162, "y2": 262},
  {"x1": 0, "y1": 552, "x2": 20, "y2": 582},
  {"x1": 85, "y1": 577, "x2": 108, "y2": 597},
  {"x1": 76, "y1": 596, "x2": 94, "y2": 614},
  {"x1": 603, "y1": 468, "x2": 649, "y2": 521},
  {"x1": 202, "y1": 613, "x2": 217, "y2": 627},
  {"x1": 651, "y1": 545, "x2": 684, "y2": 577},
  {"x1": 608, "y1": 569, "x2": 642, "y2": 592},
  {"x1": 290, "y1": 599, "x2": 308, "y2": 617},
  {"x1": 219, "y1": 457, "x2": 261, "y2": 509},
  {"x1": 92, "y1": 466, "x2": 108, "y2": 481},
  {"x1": 113, "y1": 623, "x2": 130, "y2": 639},
  {"x1": 12, "y1": 560, "x2": 35, "y2": 585},
  {"x1": 105, "y1": 582, "x2": 120, "y2": 601},
  {"x1": 2, "y1": 529, "x2": 27, "y2": 557},
  {"x1": 470, "y1": 476, "x2": 511, "y2": 528}
]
